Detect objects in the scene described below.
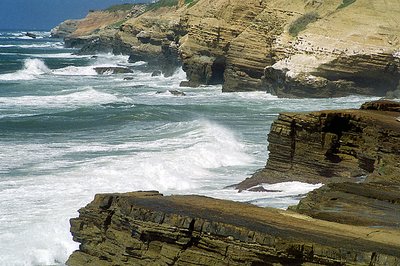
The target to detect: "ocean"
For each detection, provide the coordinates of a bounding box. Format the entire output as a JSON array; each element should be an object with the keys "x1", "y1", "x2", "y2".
[{"x1": 0, "y1": 30, "x2": 379, "y2": 265}]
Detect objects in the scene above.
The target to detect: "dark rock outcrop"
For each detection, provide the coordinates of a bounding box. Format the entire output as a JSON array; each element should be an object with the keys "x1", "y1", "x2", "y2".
[
  {"x1": 237, "y1": 100, "x2": 400, "y2": 190},
  {"x1": 94, "y1": 66, "x2": 133, "y2": 74},
  {"x1": 67, "y1": 191, "x2": 400, "y2": 266}
]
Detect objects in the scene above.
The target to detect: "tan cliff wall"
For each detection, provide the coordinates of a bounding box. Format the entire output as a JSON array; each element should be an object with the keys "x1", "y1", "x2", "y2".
[{"x1": 54, "y1": 0, "x2": 400, "y2": 96}]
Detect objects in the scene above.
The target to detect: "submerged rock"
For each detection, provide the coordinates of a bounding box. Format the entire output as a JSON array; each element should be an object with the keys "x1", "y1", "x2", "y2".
[
  {"x1": 94, "y1": 66, "x2": 133, "y2": 74},
  {"x1": 25, "y1": 32, "x2": 37, "y2": 39},
  {"x1": 151, "y1": 70, "x2": 162, "y2": 77},
  {"x1": 156, "y1": 90, "x2": 186, "y2": 96},
  {"x1": 67, "y1": 191, "x2": 400, "y2": 265}
]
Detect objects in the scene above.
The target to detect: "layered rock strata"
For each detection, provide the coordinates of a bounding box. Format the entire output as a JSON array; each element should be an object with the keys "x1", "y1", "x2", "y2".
[
  {"x1": 237, "y1": 100, "x2": 400, "y2": 190},
  {"x1": 55, "y1": 0, "x2": 400, "y2": 96},
  {"x1": 67, "y1": 191, "x2": 400, "y2": 266}
]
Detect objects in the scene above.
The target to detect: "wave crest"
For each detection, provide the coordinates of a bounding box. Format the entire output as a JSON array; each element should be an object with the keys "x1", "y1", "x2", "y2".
[{"x1": 0, "y1": 58, "x2": 50, "y2": 81}]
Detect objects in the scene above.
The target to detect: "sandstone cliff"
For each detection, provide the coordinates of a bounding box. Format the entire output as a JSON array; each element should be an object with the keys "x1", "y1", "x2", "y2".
[
  {"x1": 54, "y1": 0, "x2": 400, "y2": 97},
  {"x1": 237, "y1": 100, "x2": 400, "y2": 190},
  {"x1": 67, "y1": 191, "x2": 400, "y2": 265}
]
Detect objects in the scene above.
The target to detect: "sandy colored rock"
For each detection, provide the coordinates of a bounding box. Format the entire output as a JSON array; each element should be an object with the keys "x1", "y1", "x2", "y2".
[
  {"x1": 54, "y1": 0, "x2": 400, "y2": 97},
  {"x1": 67, "y1": 191, "x2": 400, "y2": 265},
  {"x1": 237, "y1": 100, "x2": 400, "y2": 190}
]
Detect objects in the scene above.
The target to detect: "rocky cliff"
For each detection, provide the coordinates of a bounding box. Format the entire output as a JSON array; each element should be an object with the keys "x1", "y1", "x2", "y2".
[
  {"x1": 66, "y1": 101, "x2": 400, "y2": 264},
  {"x1": 67, "y1": 191, "x2": 400, "y2": 266},
  {"x1": 237, "y1": 100, "x2": 400, "y2": 190},
  {"x1": 54, "y1": 0, "x2": 400, "y2": 97}
]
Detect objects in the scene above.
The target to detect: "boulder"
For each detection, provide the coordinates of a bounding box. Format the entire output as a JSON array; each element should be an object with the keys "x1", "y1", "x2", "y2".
[{"x1": 94, "y1": 66, "x2": 133, "y2": 74}]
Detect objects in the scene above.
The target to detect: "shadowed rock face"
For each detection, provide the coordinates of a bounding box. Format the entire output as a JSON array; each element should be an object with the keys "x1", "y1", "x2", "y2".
[
  {"x1": 237, "y1": 100, "x2": 400, "y2": 190},
  {"x1": 67, "y1": 191, "x2": 400, "y2": 266}
]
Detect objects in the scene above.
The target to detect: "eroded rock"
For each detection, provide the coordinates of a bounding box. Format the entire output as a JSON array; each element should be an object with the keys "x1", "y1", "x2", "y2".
[
  {"x1": 67, "y1": 191, "x2": 400, "y2": 265},
  {"x1": 237, "y1": 100, "x2": 400, "y2": 190}
]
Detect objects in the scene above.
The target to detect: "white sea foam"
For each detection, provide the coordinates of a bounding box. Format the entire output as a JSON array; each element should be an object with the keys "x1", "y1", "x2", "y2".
[
  {"x1": 0, "y1": 119, "x2": 255, "y2": 265},
  {"x1": 0, "y1": 42, "x2": 63, "y2": 49},
  {"x1": 0, "y1": 58, "x2": 50, "y2": 81},
  {"x1": 26, "y1": 53, "x2": 88, "y2": 59},
  {"x1": 92, "y1": 53, "x2": 130, "y2": 66},
  {"x1": 0, "y1": 87, "x2": 126, "y2": 109},
  {"x1": 52, "y1": 66, "x2": 97, "y2": 76},
  {"x1": 200, "y1": 182, "x2": 323, "y2": 209}
]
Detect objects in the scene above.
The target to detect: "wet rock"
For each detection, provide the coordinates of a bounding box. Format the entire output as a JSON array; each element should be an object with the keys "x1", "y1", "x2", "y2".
[
  {"x1": 156, "y1": 90, "x2": 186, "y2": 96},
  {"x1": 247, "y1": 186, "x2": 282, "y2": 192},
  {"x1": 123, "y1": 76, "x2": 134, "y2": 80},
  {"x1": 151, "y1": 70, "x2": 162, "y2": 77},
  {"x1": 67, "y1": 191, "x2": 400, "y2": 265},
  {"x1": 94, "y1": 66, "x2": 133, "y2": 74},
  {"x1": 25, "y1": 32, "x2": 37, "y2": 39}
]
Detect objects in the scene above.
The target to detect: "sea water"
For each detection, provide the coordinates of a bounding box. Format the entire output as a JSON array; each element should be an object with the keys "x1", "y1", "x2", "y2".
[{"x1": 0, "y1": 30, "x2": 379, "y2": 265}]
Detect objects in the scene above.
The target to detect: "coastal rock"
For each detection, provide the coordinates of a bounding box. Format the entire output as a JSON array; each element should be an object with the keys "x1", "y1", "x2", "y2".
[
  {"x1": 50, "y1": 20, "x2": 79, "y2": 38},
  {"x1": 293, "y1": 182, "x2": 400, "y2": 227},
  {"x1": 25, "y1": 32, "x2": 37, "y2": 39},
  {"x1": 54, "y1": 0, "x2": 400, "y2": 97},
  {"x1": 94, "y1": 66, "x2": 133, "y2": 74},
  {"x1": 67, "y1": 191, "x2": 400, "y2": 265},
  {"x1": 237, "y1": 100, "x2": 400, "y2": 190}
]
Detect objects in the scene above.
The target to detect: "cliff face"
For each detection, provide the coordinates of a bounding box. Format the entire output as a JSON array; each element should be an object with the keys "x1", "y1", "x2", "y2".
[
  {"x1": 237, "y1": 100, "x2": 400, "y2": 190},
  {"x1": 54, "y1": 0, "x2": 400, "y2": 97},
  {"x1": 67, "y1": 191, "x2": 400, "y2": 266}
]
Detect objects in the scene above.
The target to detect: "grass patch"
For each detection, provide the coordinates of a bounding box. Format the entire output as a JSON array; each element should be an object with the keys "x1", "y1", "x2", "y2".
[
  {"x1": 104, "y1": 3, "x2": 135, "y2": 12},
  {"x1": 337, "y1": 0, "x2": 356, "y2": 9},
  {"x1": 288, "y1": 12, "x2": 318, "y2": 37},
  {"x1": 146, "y1": 0, "x2": 178, "y2": 11}
]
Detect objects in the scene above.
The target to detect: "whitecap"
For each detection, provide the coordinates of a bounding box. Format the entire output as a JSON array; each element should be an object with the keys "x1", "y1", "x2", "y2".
[
  {"x1": 0, "y1": 87, "x2": 126, "y2": 109},
  {"x1": 52, "y1": 66, "x2": 97, "y2": 76},
  {"x1": 0, "y1": 58, "x2": 50, "y2": 81}
]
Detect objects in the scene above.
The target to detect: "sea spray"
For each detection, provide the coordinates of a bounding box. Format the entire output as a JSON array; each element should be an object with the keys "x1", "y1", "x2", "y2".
[{"x1": 0, "y1": 58, "x2": 50, "y2": 80}]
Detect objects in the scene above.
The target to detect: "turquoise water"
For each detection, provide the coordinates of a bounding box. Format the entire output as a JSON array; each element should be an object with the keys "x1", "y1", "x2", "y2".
[{"x1": 0, "y1": 30, "x2": 379, "y2": 265}]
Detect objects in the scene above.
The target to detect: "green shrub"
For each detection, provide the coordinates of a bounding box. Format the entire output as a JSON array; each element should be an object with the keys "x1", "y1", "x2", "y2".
[
  {"x1": 288, "y1": 12, "x2": 319, "y2": 37},
  {"x1": 337, "y1": 0, "x2": 356, "y2": 9},
  {"x1": 105, "y1": 3, "x2": 135, "y2": 12},
  {"x1": 185, "y1": 0, "x2": 199, "y2": 7},
  {"x1": 146, "y1": 0, "x2": 178, "y2": 11}
]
